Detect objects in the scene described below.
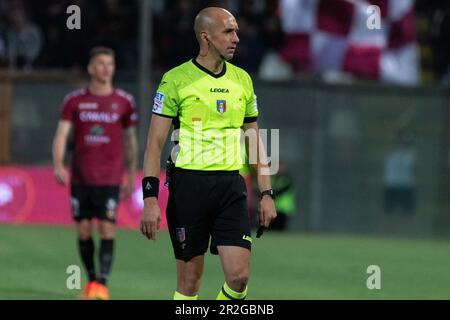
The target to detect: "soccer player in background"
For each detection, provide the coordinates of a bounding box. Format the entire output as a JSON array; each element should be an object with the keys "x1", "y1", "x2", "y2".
[
  {"x1": 52, "y1": 47, "x2": 138, "y2": 300},
  {"x1": 140, "y1": 7, "x2": 277, "y2": 300}
]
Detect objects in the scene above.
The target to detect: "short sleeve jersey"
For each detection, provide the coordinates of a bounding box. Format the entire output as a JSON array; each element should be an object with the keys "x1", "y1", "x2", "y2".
[
  {"x1": 60, "y1": 88, "x2": 137, "y2": 185},
  {"x1": 152, "y1": 59, "x2": 259, "y2": 171}
]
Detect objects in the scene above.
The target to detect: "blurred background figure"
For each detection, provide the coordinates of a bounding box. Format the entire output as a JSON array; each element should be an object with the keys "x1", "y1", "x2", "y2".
[
  {"x1": 0, "y1": 0, "x2": 446, "y2": 84},
  {"x1": 0, "y1": 0, "x2": 7, "y2": 67},
  {"x1": 417, "y1": 0, "x2": 450, "y2": 84},
  {"x1": 94, "y1": 0, "x2": 138, "y2": 69},
  {"x1": 383, "y1": 129, "x2": 417, "y2": 216},
  {"x1": 0, "y1": 33, "x2": 6, "y2": 67},
  {"x1": 5, "y1": 1, "x2": 43, "y2": 69},
  {"x1": 231, "y1": 0, "x2": 264, "y2": 73},
  {"x1": 270, "y1": 161, "x2": 296, "y2": 231},
  {"x1": 244, "y1": 161, "x2": 296, "y2": 232},
  {"x1": 157, "y1": 0, "x2": 198, "y2": 68},
  {"x1": 32, "y1": 0, "x2": 96, "y2": 69}
]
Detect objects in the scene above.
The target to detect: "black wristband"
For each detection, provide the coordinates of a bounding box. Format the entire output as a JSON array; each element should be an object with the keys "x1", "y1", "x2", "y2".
[
  {"x1": 142, "y1": 176, "x2": 159, "y2": 199},
  {"x1": 260, "y1": 188, "x2": 275, "y2": 200}
]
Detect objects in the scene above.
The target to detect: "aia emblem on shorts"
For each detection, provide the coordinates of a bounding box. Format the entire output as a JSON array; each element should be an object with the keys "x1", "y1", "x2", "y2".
[
  {"x1": 176, "y1": 227, "x2": 186, "y2": 243},
  {"x1": 216, "y1": 100, "x2": 226, "y2": 114}
]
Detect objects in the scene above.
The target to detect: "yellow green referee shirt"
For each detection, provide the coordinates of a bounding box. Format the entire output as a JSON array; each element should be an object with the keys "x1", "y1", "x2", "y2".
[{"x1": 152, "y1": 59, "x2": 259, "y2": 171}]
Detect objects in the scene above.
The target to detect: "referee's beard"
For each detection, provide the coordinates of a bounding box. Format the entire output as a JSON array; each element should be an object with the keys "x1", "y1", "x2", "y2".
[
  {"x1": 218, "y1": 52, "x2": 234, "y2": 62},
  {"x1": 208, "y1": 40, "x2": 233, "y2": 62}
]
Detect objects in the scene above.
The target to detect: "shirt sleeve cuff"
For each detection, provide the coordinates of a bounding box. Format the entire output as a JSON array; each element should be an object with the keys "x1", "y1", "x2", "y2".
[
  {"x1": 152, "y1": 112, "x2": 177, "y2": 119},
  {"x1": 244, "y1": 116, "x2": 258, "y2": 123}
]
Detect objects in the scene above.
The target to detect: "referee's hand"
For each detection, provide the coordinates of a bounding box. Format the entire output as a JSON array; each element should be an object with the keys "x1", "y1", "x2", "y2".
[
  {"x1": 141, "y1": 198, "x2": 161, "y2": 241},
  {"x1": 259, "y1": 196, "x2": 277, "y2": 228}
]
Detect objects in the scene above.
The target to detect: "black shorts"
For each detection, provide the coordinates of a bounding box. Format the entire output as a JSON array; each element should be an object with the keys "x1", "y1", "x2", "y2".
[
  {"x1": 166, "y1": 168, "x2": 252, "y2": 262},
  {"x1": 70, "y1": 185, "x2": 120, "y2": 223}
]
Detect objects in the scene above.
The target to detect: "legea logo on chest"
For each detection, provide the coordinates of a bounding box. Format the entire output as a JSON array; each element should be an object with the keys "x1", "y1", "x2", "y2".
[{"x1": 210, "y1": 88, "x2": 229, "y2": 93}]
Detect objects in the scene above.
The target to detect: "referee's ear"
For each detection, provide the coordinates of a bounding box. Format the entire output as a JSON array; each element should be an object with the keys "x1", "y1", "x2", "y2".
[{"x1": 200, "y1": 31, "x2": 209, "y2": 44}]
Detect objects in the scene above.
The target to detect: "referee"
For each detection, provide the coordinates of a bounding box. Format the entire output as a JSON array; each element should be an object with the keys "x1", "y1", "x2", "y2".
[{"x1": 141, "y1": 7, "x2": 277, "y2": 300}]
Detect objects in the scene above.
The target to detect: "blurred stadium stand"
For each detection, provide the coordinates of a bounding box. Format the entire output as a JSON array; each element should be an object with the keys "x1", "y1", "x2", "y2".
[
  {"x1": 0, "y1": 0, "x2": 447, "y2": 83},
  {"x1": 0, "y1": 0, "x2": 449, "y2": 237}
]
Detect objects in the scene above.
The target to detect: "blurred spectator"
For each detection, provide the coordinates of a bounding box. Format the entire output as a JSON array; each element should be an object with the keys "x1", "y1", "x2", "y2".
[
  {"x1": 383, "y1": 129, "x2": 417, "y2": 215},
  {"x1": 270, "y1": 162, "x2": 296, "y2": 231},
  {"x1": 33, "y1": 0, "x2": 100, "y2": 69},
  {"x1": 0, "y1": 0, "x2": 444, "y2": 85},
  {"x1": 257, "y1": 0, "x2": 289, "y2": 81},
  {"x1": 232, "y1": 0, "x2": 264, "y2": 72},
  {"x1": 60, "y1": 0, "x2": 102, "y2": 69},
  {"x1": 94, "y1": 0, "x2": 138, "y2": 69},
  {"x1": 201, "y1": 0, "x2": 240, "y2": 14},
  {"x1": 0, "y1": 25, "x2": 7, "y2": 67},
  {"x1": 156, "y1": 0, "x2": 199, "y2": 69},
  {"x1": 0, "y1": 1, "x2": 7, "y2": 66},
  {"x1": 34, "y1": 0, "x2": 71, "y2": 68},
  {"x1": 245, "y1": 159, "x2": 296, "y2": 231},
  {"x1": 6, "y1": 3, "x2": 43, "y2": 69},
  {"x1": 0, "y1": 35, "x2": 6, "y2": 67},
  {"x1": 259, "y1": 0, "x2": 283, "y2": 52},
  {"x1": 427, "y1": 2, "x2": 450, "y2": 83}
]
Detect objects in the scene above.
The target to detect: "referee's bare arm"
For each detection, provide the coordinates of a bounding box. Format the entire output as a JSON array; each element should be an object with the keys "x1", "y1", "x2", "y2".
[
  {"x1": 141, "y1": 114, "x2": 172, "y2": 240},
  {"x1": 243, "y1": 121, "x2": 277, "y2": 228}
]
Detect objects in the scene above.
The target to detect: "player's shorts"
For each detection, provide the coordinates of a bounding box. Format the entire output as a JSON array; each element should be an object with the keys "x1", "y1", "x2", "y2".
[
  {"x1": 70, "y1": 185, "x2": 120, "y2": 223},
  {"x1": 166, "y1": 168, "x2": 252, "y2": 262}
]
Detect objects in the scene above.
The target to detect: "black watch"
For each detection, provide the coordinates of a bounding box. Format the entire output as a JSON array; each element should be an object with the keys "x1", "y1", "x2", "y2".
[{"x1": 260, "y1": 189, "x2": 275, "y2": 200}]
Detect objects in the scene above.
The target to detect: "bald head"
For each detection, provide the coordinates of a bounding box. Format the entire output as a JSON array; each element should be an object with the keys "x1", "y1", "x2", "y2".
[
  {"x1": 194, "y1": 7, "x2": 239, "y2": 62},
  {"x1": 194, "y1": 7, "x2": 235, "y2": 41}
]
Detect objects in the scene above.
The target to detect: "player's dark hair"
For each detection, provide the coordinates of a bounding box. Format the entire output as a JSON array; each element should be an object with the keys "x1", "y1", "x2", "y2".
[{"x1": 89, "y1": 46, "x2": 115, "y2": 62}]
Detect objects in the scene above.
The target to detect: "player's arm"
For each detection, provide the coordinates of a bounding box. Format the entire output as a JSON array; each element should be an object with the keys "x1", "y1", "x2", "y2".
[
  {"x1": 140, "y1": 114, "x2": 173, "y2": 240},
  {"x1": 243, "y1": 121, "x2": 277, "y2": 228},
  {"x1": 52, "y1": 120, "x2": 72, "y2": 186},
  {"x1": 122, "y1": 126, "x2": 138, "y2": 198}
]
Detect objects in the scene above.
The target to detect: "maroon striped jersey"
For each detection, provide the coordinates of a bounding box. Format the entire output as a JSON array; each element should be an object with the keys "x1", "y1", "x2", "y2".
[{"x1": 60, "y1": 87, "x2": 137, "y2": 186}]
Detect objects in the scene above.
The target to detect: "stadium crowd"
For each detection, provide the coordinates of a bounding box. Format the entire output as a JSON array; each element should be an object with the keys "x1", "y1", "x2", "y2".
[
  {"x1": 0, "y1": 0, "x2": 278, "y2": 73},
  {"x1": 0, "y1": 0, "x2": 449, "y2": 83}
]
